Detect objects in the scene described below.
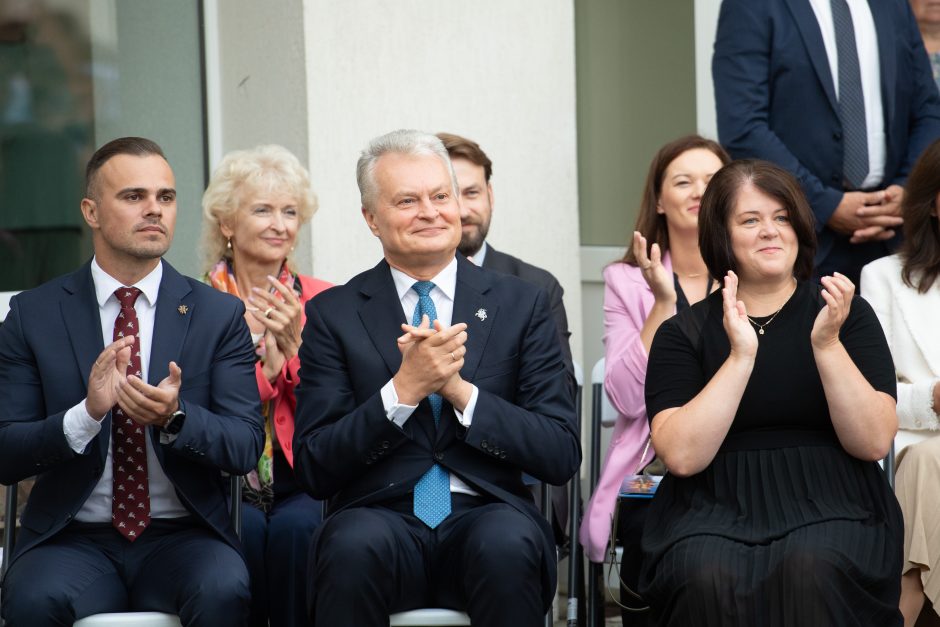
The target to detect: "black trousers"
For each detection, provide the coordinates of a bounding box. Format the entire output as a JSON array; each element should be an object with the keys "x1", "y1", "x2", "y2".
[
  {"x1": 1, "y1": 518, "x2": 250, "y2": 627},
  {"x1": 311, "y1": 495, "x2": 549, "y2": 627}
]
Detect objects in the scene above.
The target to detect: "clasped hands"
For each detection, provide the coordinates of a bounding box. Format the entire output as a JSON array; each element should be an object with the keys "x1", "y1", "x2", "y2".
[
  {"x1": 828, "y1": 184, "x2": 904, "y2": 244},
  {"x1": 393, "y1": 315, "x2": 473, "y2": 412},
  {"x1": 85, "y1": 335, "x2": 181, "y2": 426}
]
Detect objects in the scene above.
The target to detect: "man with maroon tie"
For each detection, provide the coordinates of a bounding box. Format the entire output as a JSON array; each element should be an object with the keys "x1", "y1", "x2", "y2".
[{"x1": 0, "y1": 137, "x2": 264, "y2": 626}]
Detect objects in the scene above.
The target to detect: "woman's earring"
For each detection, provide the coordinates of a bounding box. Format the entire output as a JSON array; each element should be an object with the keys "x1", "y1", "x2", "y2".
[{"x1": 227, "y1": 238, "x2": 232, "y2": 250}]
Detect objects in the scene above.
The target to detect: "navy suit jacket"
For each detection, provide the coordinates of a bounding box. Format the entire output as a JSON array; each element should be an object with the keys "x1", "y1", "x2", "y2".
[
  {"x1": 482, "y1": 245, "x2": 573, "y2": 380},
  {"x1": 0, "y1": 260, "x2": 264, "y2": 565},
  {"x1": 713, "y1": 0, "x2": 940, "y2": 275},
  {"x1": 292, "y1": 256, "x2": 580, "y2": 605}
]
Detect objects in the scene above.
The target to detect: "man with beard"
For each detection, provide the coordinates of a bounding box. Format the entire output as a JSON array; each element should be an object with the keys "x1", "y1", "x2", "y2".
[
  {"x1": 436, "y1": 132, "x2": 575, "y2": 547},
  {"x1": 436, "y1": 132, "x2": 573, "y2": 380},
  {"x1": 0, "y1": 137, "x2": 263, "y2": 626}
]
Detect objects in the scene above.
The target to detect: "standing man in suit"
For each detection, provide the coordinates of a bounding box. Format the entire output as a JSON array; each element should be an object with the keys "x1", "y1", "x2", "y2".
[
  {"x1": 293, "y1": 129, "x2": 580, "y2": 626},
  {"x1": 0, "y1": 137, "x2": 264, "y2": 627},
  {"x1": 436, "y1": 131, "x2": 575, "y2": 543},
  {"x1": 713, "y1": 0, "x2": 940, "y2": 283}
]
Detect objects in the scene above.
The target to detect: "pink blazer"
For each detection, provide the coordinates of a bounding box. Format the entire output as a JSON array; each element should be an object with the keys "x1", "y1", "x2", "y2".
[
  {"x1": 254, "y1": 274, "x2": 332, "y2": 468},
  {"x1": 579, "y1": 256, "x2": 671, "y2": 563}
]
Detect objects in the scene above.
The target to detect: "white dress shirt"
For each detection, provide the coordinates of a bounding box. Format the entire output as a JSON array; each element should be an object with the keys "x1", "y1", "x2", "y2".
[
  {"x1": 64, "y1": 258, "x2": 188, "y2": 522},
  {"x1": 809, "y1": 0, "x2": 886, "y2": 189},
  {"x1": 467, "y1": 241, "x2": 488, "y2": 267},
  {"x1": 379, "y1": 256, "x2": 479, "y2": 496}
]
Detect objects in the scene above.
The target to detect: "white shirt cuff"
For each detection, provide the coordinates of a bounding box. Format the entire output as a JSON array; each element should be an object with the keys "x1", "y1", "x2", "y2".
[
  {"x1": 454, "y1": 385, "x2": 479, "y2": 427},
  {"x1": 381, "y1": 379, "x2": 418, "y2": 427},
  {"x1": 899, "y1": 379, "x2": 940, "y2": 430},
  {"x1": 64, "y1": 400, "x2": 104, "y2": 453}
]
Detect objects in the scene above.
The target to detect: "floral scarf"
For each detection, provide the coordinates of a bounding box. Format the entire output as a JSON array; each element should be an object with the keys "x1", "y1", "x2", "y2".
[{"x1": 205, "y1": 259, "x2": 300, "y2": 511}]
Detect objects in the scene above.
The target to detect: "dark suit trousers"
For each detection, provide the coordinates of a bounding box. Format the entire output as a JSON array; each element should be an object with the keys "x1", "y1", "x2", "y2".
[
  {"x1": 1, "y1": 518, "x2": 250, "y2": 627},
  {"x1": 311, "y1": 496, "x2": 549, "y2": 627}
]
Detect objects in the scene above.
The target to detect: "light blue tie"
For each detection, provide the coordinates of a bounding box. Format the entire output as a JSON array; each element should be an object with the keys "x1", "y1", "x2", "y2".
[
  {"x1": 410, "y1": 281, "x2": 452, "y2": 528},
  {"x1": 831, "y1": 0, "x2": 869, "y2": 189}
]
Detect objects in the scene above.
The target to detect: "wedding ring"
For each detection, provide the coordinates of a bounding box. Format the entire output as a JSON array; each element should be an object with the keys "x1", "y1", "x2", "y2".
[
  {"x1": 263, "y1": 307, "x2": 274, "y2": 318},
  {"x1": 451, "y1": 352, "x2": 457, "y2": 361}
]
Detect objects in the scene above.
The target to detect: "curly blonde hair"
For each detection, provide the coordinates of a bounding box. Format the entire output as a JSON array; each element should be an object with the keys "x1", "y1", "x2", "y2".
[{"x1": 200, "y1": 145, "x2": 318, "y2": 272}]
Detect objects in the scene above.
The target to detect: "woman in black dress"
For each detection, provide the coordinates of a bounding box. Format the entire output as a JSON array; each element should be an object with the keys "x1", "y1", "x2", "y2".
[{"x1": 639, "y1": 160, "x2": 903, "y2": 626}]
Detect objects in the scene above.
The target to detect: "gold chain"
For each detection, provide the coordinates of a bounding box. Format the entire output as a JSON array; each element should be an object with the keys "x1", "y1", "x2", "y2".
[{"x1": 746, "y1": 307, "x2": 783, "y2": 335}]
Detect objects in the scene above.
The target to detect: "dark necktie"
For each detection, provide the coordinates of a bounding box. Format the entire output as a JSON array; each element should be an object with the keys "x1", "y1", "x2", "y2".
[
  {"x1": 111, "y1": 287, "x2": 151, "y2": 541},
  {"x1": 831, "y1": 0, "x2": 869, "y2": 189},
  {"x1": 410, "y1": 281, "x2": 452, "y2": 528}
]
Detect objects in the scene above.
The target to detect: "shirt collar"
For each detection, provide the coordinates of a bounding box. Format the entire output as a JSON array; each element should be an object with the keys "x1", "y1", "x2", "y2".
[
  {"x1": 467, "y1": 241, "x2": 488, "y2": 267},
  {"x1": 389, "y1": 256, "x2": 458, "y2": 303},
  {"x1": 91, "y1": 257, "x2": 163, "y2": 308}
]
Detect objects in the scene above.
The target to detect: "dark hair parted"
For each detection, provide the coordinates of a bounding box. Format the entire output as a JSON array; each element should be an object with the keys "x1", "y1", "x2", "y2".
[
  {"x1": 436, "y1": 132, "x2": 493, "y2": 182},
  {"x1": 621, "y1": 135, "x2": 730, "y2": 266},
  {"x1": 698, "y1": 159, "x2": 817, "y2": 281},
  {"x1": 85, "y1": 137, "x2": 166, "y2": 200},
  {"x1": 899, "y1": 138, "x2": 940, "y2": 293}
]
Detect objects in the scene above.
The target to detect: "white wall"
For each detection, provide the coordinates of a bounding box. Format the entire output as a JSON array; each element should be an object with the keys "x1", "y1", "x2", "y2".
[{"x1": 302, "y1": 0, "x2": 583, "y2": 362}]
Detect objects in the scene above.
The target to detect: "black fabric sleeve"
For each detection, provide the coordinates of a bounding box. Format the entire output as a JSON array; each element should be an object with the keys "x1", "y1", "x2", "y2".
[
  {"x1": 644, "y1": 317, "x2": 708, "y2": 423},
  {"x1": 838, "y1": 295, "x2": 898, "y2": 400}
]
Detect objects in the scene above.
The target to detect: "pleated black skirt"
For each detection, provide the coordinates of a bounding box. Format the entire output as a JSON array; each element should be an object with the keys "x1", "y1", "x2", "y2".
[{"x1": 638, "y1": 440, "x2": 903, "y2": 627}]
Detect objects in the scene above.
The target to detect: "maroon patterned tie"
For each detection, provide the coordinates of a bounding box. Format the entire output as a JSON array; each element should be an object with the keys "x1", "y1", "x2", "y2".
[{"x1": 111, "y1": 287, "x2": 151, "y2": 541}]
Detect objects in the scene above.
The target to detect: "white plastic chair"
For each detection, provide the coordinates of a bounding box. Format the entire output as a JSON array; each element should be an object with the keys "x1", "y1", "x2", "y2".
[
  {"x1": 389, "y1": 608, "x2": 471, "y2": 625},
  {"x1": 73, "y1": 613, "x2": 181, "y2": 627}
]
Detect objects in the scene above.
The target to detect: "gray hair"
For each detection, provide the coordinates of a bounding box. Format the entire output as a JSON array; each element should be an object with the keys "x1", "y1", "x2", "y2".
[{"x1": 356, "y1": 129, "x2": 458, "y2": 212}]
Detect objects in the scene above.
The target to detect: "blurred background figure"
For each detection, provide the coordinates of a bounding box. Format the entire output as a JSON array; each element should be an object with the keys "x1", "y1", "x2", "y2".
[
  {"x1": 911, "y1": 0, "x2": 940, "y2": 91},
  {"x1": 579, "y1": 135, "x2": 729, "y2": 626},
  {"x1": 641, "y1": 160, "x2": 902, "y2": 626},
  {"x1": 0, "y1": 0, "x2": 93, "y2": 290},
  {"x1": 201, "y1": 145, "x2": 331, "y2": 627},
  {"x1": 861, "y1": 137, "x2": 940, "y2": 627}
]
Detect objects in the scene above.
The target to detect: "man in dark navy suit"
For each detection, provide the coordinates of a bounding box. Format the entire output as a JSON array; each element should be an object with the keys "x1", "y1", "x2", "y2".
[
  {"x1": 0, "y1": 137, "x2": 264, "y2": 626},
  {"x1": 293, "y1": 129, "x2": 580, "y2": 627},
  {"x1": 713, "y1": 0, "x2": 940, "y2": 283},
  {"x1": 436, "y1": 131, "x2": 575, "y2": 542}
]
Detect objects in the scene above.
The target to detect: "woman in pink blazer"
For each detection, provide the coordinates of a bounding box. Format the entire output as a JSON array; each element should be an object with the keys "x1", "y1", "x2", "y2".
[
  {"x1": 201, "y1": 145, "x2": 332, "y2": 627},
  {"x1": 580, "y1": 135, "x2": 729, "y2": 624}
]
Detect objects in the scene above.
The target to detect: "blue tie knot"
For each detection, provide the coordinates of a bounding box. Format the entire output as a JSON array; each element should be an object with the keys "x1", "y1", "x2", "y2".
[{"x1": 412, "y1": 281, "x2": 435, "y2": 298}]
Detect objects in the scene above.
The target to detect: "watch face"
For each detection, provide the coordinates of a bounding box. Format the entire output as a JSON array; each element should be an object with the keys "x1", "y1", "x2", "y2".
[{"x1": 165, "y1": 411, "x2": 185, "y2": 434}]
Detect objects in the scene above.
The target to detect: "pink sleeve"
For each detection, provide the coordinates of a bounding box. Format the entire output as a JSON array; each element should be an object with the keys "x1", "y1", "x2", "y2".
[
  {"x1": 602, "y1": 263, "x2": 659, "y2": 422},
  {"x1": 255, "y1": 361, "x2": 279, "y2": 402}
]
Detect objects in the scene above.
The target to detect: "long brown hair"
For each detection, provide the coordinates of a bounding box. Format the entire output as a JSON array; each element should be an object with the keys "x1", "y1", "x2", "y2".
[
  {"x1": 621, "y1": 135, "x2": 730, "y2": 266},
  {"x1": 899, "y1": 138, "x2": 940, "y2": 293}
]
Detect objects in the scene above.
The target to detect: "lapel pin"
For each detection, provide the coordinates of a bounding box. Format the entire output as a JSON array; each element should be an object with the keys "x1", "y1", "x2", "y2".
[
  {"x1": 475, "y1": 308, "x2": 487, "y2": 322},
  {"x1": 178, "y1": 305, "x2": 188, "y2": 315}
]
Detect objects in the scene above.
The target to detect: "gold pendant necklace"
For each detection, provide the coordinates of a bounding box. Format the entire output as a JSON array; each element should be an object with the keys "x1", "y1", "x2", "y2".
[{"x1": 746, "y1": 307, "x2": 783, "y2": 335}]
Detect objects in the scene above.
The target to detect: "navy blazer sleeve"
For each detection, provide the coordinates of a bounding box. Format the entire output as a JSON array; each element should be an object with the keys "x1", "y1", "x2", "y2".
[{"x1": 162, "y1": 296, "x2": 264, "y2": 476}]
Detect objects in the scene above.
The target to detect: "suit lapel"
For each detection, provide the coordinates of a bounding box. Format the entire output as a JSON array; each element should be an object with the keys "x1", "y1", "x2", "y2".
[
  {"x1": 439, "y1": 258, "x2": 497, "y2": 445},
  {"x1": 895, "y1": 283, "x2": 940, "y2": 376},
  {"x1": 60, "y1": 263, "x2": 109, "y2": 462},
  {"x1": 148, "y1": 261, "x2": 194, "y2": 386},
  {"x1": 358, "y1": 260, "x2": 409, "y2": 377},
  {"x1": 869, "y1": 0, "x2": 896, "y2": 130},
  {"x1": 785, "y1": 0, "x2": 839, "y2": 115}
]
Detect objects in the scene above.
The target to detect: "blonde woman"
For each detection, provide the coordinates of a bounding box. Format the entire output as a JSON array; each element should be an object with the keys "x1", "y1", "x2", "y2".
[{"x1": 201, "y1": 145, "x2": 331, "y2": 627}]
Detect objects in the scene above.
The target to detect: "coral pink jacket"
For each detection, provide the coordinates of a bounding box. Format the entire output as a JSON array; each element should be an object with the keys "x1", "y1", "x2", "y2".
[
  {"x1": 579, "y1": 257, "x2": 671, "y2": 563},
  {"x1": 254, "y1": 274, "x2": 332, "y2": 468}
]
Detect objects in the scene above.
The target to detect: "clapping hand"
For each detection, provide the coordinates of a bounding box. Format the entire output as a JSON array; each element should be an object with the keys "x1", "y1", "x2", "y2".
[
  {"x1": 721, "y1": 271, "x2": 758, "y2": 360},
  {"x1": 633, "y1": 231, "x2": 675, "y2": 303},
  {"x1": 811, "y1": 273, "x2": 853, "y2": 350}
]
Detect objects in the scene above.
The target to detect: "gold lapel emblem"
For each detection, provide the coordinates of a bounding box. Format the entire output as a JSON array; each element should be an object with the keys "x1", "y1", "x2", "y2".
[{"x1": 178, "y1": 305, "x2": 188, "y2": 315}]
